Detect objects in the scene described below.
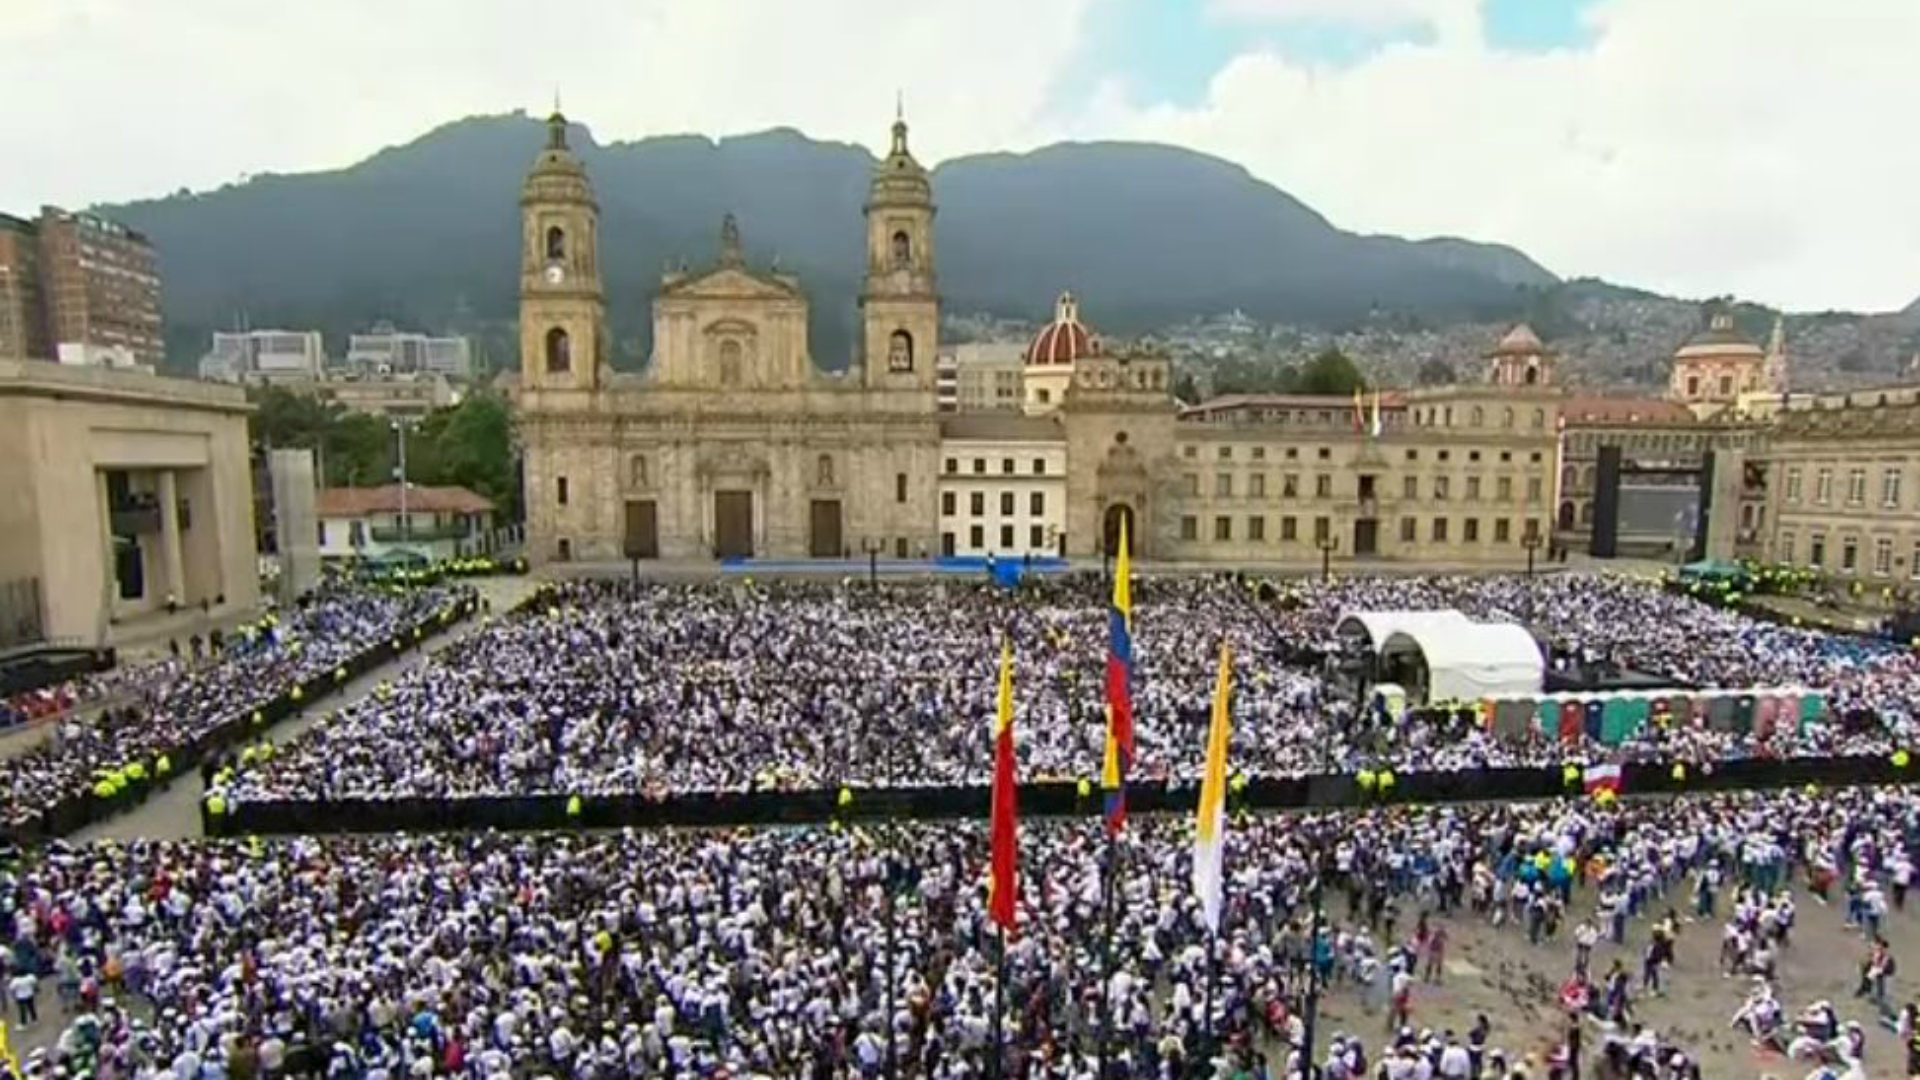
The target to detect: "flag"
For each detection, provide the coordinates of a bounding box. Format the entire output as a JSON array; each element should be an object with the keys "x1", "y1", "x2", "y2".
[
  {"x1": 1102, "y1": 517, "x2": 1135, "y2": 833},
  {"x1": 1582, "y1": 762, "x2": 1622, "y2": 796},
  {"x1": 1369, "y1": 389, "x2": 1383, "y2": 438},
  {"x1": 1351, "y1": 386, "x2": 1365, "y2": 433},
  {"x1": 989, "y1": 638, "x2": 1019, "y2": 931},
  {"x1": 1192, "y1": 643, "x2": 1234, "y2": 934}
]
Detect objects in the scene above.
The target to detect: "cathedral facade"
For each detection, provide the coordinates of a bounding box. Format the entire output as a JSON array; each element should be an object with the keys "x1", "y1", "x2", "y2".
[
  {"x1": 512, "y1": 110, "x2": 1564, "y2": 570},
  {"x1": 514, "y1": 111, "x2": 944, "y2": 563}
]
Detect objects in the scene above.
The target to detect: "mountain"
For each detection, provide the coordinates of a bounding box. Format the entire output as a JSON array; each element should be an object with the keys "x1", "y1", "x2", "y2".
[{"x1": 104, "y1": 112, "x2": 1562, "y2": 374}]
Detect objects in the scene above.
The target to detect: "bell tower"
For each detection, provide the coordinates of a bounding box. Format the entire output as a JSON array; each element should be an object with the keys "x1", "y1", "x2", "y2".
[
  {"x1": 860, "y1": 106, "x2": 939, "y2": 392},
  {"x1": 519, "y1": 108, "x2": 604, "y2": 391}
]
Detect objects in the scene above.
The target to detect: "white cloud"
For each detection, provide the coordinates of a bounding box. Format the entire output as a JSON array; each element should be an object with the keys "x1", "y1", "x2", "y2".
[
  {"x1": 1206, "y1": 0, "x2": 1481, "y2": 43},
  {"x1": 1, "y1": 0, "x2": 1916, "y2": 311},
  {"x1": 1091, "y1": 0, "x2": 1920, "y2": 311},
  {"x1": 0, "y1": 0, "x2": 1090, "y2": 209}
]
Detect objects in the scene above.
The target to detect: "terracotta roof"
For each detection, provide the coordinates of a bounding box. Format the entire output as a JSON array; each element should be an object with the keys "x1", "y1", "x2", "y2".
[
  {"x1": 1559, "y1": 396, "x2": 1696, "y2": 425},
  {"x1": 316, "y1": 484, "x2": 495, "y2": 517}
]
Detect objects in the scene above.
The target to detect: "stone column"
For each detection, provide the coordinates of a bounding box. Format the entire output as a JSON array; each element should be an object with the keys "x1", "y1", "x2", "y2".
[
  {"x1": 95, "y1": 470, "x2": 116, "y2": 643},
  {"x1": 157, "y1": 469, "x2": 186, "y2": 608}
]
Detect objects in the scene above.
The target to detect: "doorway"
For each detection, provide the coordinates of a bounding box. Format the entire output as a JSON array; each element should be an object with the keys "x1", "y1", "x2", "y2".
[
  {"x1": 809, "y1": 499, "x2": 843, "y2": 558},
  {"x1": 714, "y1": 491, "x2": 754, "y2": 559},
  {"x1": 624, "y1": 500, "x2": 659, "y2": 559},
  {"x1": 1353, "y1": 518, "x2": 1379, "y2": 557},
  {"x1": 1102, "y1": 503, "x2": 1137, "y2": 557}
]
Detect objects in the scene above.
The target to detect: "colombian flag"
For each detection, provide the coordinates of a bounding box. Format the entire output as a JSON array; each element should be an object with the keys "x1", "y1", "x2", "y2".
[
  {"x1": 989, "y1": 638, "x2": 1019, "y2": 931},
  {"x1": 1102, "y1": 516, "x2": 1135, "y2": 834}
]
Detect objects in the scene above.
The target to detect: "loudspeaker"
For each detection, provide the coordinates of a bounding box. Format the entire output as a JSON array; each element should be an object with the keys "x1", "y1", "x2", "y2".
[{"x1": 1590, "y1": 445, "x2": 1622, "y2": 558}]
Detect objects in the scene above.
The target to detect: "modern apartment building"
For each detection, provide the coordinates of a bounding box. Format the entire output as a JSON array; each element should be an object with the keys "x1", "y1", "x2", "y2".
[{"x1": 0, "y1": 207, "x2": 163, "y2": 369}]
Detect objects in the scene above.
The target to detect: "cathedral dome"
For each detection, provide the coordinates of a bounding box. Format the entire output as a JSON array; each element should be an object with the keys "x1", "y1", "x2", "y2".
[
  {"x1": 1673, "y1": 313, "x2": 1763, "y2": 362},
  {"x1": 1027, "y1": 292, "x2": 1102, "y2": 366},
  {"x1": 1488, "y1": 323, "x2": 1545, "y2": 356}
]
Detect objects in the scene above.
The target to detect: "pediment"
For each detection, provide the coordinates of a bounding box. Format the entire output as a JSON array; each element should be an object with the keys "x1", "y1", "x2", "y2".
[{"x1": 660, "y1": 267, "x2": 800, "y2": 301}]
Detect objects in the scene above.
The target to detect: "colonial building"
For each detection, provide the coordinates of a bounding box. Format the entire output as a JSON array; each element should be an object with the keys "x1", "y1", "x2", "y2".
[
  {"x1": 510, "y1": 110, "x2": 1559, "y2": 568},
  {"x1": 1762, "y1": 386, "x2": 1920, "y2": 581},
  {"x1": 514, "y1": 110, "x2": 942, "y2": 563}
]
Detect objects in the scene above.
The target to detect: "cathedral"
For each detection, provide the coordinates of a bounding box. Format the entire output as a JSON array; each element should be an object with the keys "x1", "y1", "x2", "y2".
[
  {"x1": 512, "y1": 108, "x2": 1564, "y2": 570},
  {"x1": 514, "y1": 109, "x2": 945, "y2": 562}
]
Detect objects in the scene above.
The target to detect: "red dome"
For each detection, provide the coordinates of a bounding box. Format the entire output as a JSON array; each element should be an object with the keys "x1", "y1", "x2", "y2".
[{"x1": 1027, "y1": 292, "x2": 1102, "y2": 366}]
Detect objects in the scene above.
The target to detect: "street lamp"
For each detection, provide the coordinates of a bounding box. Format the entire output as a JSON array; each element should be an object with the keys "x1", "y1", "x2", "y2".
[
  {"x1": 1317, "y1": 533, "x2": 1337, "y2": 582},
  {"x1": 1523, "y1": 530, "x2": 1542, "y2": 577},
  {"x1": 861, "y1": 537, "x2": 882, "y2": 589},
  {"x1": 390, "y1": 416, "x2": 417, "y2": 543},
  {"x1": 1299, "y1": 872, "x2": 1326, "y2": 1078}
]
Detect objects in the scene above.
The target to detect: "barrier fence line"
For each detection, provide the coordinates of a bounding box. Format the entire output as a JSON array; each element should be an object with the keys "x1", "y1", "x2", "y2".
[
  {"x1": 10, "y1": 596, "x2": 483, "y2": 844},
  {"x1": 216, "y1": 753, "x2": 1913, "y2": 837}
]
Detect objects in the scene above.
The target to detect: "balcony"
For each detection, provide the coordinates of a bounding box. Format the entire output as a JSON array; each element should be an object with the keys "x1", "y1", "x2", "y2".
[
  {"x1": 109, "y1": 499, "x2": 160, "y2": 535},
  {"x1": 369, "y1": 521, "x2": 472, "y2": 544}
]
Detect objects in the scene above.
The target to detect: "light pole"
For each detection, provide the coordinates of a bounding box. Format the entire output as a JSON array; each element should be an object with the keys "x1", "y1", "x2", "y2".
[
  {"x1": 1523, "y1": 531, "x2": 1542, "y2": 577},
  {"x1": 861, "y1": 537, "x2": 882, "y2": 589},
  {"x1": 1299, "y1": 872, "x2": 1326, "y2": 1078},
  {"x1": 390, "y1": 416, "x2": 417, "y2": 544},
  {"x1": 1317, "y1": 533, "x2": 1336, "y2": 582}
]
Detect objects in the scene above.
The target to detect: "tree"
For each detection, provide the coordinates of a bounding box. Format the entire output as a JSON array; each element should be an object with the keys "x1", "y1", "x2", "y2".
[
  {"x1": 1416, "y1": 358, "x2": 1457, "y2": 387},
  {"x1": 1290, "y1": 348, "x2": 1366, "y2": 396},
  {"x1": 422, "y1": 392, "x2": 518, "y2": 520}
]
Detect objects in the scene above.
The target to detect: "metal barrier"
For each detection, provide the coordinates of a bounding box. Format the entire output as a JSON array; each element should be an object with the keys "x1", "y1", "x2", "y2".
[
  {"x1": 7, "y1": 596, "x2": 482, "y2": 843},
  {"x1": 217, "y1": 752, "x2": 1914, "y2": 837}
]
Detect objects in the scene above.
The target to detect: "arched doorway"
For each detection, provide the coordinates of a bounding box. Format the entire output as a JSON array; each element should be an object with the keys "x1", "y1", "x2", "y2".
[
  {"x1": 1557, "y1": 500, "x2": 1576, "y2": 531},
  {"x1": 1103, "y1": 503, "x2": 1137, "y2": 557}
]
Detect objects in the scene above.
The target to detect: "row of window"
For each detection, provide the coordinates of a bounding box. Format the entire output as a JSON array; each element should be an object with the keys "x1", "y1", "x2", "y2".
[
  {"x1": 1177, "y1": 514, "x2": 1543, "y2": 545},
  {"x1": 1182, "y1": 472, "x2": 1544, "y2": 502},
  {"x1": 944, "y1": 524, "x2": 1056, "y2": 554},
  {"x1": 1184, "y1": 444, "x2": 1545, "y2": 465},
  {"x1": 1782, "y1": 465, "x2": 1907, "y2": 509},
  {"x1": 940, "y1": 491, "x2": 1047, "y2": 517},
  {"x1": 1777, "y1": 533, "x2": 1918, "y2": 578},
  {"x1": 946, "y1": 457, "x2": 1051, "y2": 476}
]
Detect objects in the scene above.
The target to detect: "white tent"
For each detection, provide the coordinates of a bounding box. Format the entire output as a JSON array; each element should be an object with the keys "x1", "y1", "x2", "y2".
[
  {"x1": 1381, "y1": 622, "x2": 1545, "y2": 702},
  {"x1": 1334, "y1": 610, "x2": 1475, "y2": 656}
]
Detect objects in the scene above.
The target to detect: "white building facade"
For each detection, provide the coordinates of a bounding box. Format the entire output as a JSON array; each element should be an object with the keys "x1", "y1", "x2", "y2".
[{"x1": 936, "y1": 416, "x2": 1069, "y2": 558}]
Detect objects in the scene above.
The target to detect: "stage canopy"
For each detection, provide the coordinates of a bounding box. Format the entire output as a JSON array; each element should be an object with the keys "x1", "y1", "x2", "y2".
[
  {"x1": 1381, "y1": 622, "x2": 1545, "y2": 701},
  {"x1": 1334, "y1": 610, "x2": 1475, "y2": 655}
]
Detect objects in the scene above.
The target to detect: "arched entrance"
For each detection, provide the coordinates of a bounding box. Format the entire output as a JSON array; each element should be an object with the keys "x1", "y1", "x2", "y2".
[
  {"x1": 1103, "y1": 503, "x2": 1137, "y2": 557},
  {"x1": 1557, "y1": 500, "x2": 1576, "y2": 531}
]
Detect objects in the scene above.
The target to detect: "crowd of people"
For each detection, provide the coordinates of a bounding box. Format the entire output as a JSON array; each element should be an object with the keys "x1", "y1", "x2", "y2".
[
  {"x1": 0, "y1": 585, "x2": 463, "y2": 830},
  {"x1": 223, "y1": 574, "x2": 1913, "y2": 803},
  {"x1": 6, "y1": 784, "x2": 1914, "y2": 1079}
]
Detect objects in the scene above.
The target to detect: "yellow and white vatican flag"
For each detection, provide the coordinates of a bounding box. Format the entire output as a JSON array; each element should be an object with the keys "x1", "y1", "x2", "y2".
[{"x1": 1191, "y1": 642, "x2": 1234, "y2": 934}]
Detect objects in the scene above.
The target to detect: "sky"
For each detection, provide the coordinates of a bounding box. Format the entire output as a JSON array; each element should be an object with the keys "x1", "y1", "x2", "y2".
[{"x1": 5, "y1": 0, "x2": 1918, "y2": 313}]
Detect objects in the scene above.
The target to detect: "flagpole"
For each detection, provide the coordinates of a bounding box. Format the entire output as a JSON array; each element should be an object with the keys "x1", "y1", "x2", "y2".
[
  {"x1": 1204, "y1": 923, "x2": 1221, "y2": 1068},
  {"x1": 1299, "y1": 872, "x2": 1325, "y2": 1079},
  {"x1": 992, "y1": 923, "x2": 1007, "y2": 1080},
  {"x1": 1096, "y1": 825, "x2": 1118, "y2": 1080}
]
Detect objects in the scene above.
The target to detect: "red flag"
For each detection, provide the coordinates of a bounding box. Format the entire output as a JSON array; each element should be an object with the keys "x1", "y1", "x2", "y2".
[{"x1": 989, "y1": 638, "x2": 1019, "y2": 931}]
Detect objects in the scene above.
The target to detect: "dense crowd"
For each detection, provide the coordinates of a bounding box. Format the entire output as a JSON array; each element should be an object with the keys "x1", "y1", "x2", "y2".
[
  {"x1": 228, "y1": 575, "x2": 1913, "y2": 803},
  {"x1": 0, "y1": 585, "x2": 463, "y2": 829},
  {"x1": 7, "y1": 785, "x2": 1914, "y2": 1079}
]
